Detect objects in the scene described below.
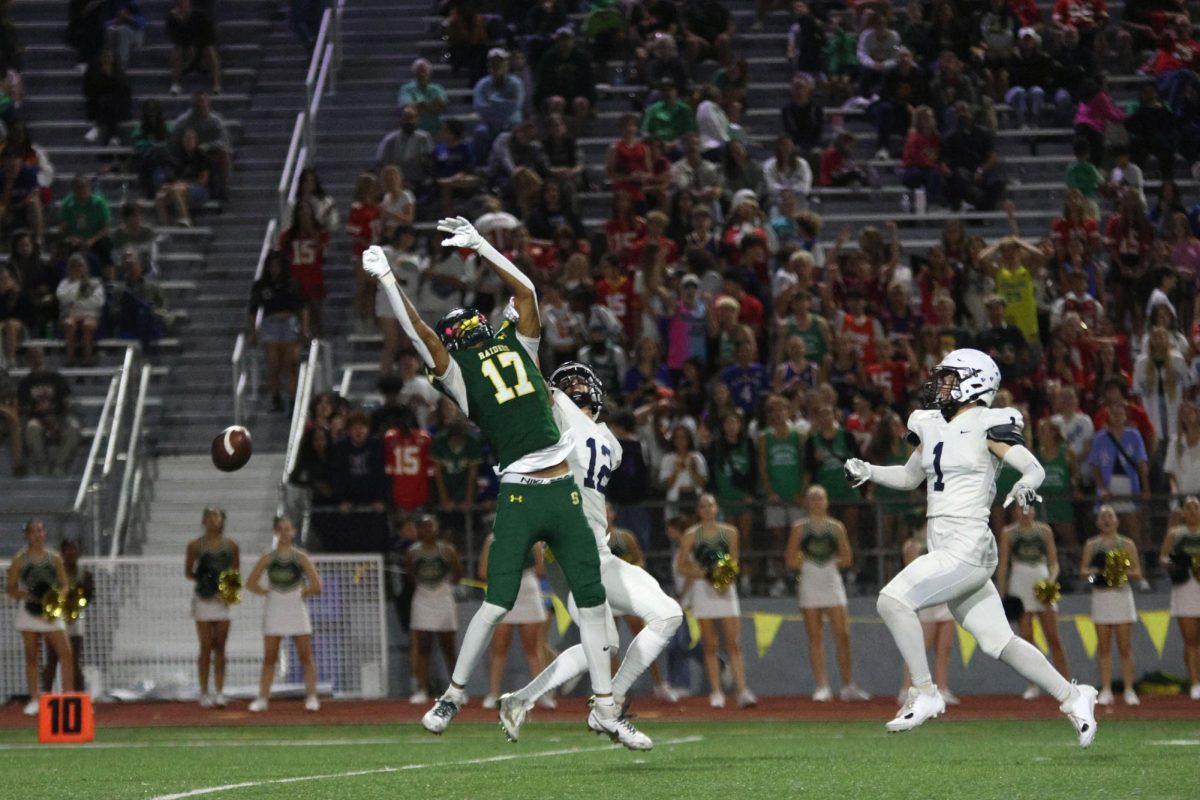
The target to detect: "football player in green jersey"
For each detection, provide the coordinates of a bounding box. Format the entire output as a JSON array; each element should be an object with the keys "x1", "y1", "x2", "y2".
[{"x1": 364, "y1": 217, "x2": 647, "y2": 748}]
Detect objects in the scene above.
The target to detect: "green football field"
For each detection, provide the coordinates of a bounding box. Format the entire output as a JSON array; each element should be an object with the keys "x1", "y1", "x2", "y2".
[{"x1": 0, "y1": 720, "x2": 1197, "y2": 800}]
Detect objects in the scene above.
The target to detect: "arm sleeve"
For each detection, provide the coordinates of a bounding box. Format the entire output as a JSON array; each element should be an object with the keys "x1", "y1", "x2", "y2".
[
  {"x1": 477, "y1": 239, "x2": 536, "y2": 295},
  {"x1": 375, "y1": 272, "x2": 436, "y2": 368},
  {"x1": 432, "y1": 360, "x2": 469, "y2": 413},
  {"x1": 1001, "y1": 444, "x2": 1046, "y2": 490},
  {"x1": 515, "y1": 331, "x2": 541, "y2": 362},
  {"x1": 867, "y1": 450, "x2": 926, "y2": 491}
]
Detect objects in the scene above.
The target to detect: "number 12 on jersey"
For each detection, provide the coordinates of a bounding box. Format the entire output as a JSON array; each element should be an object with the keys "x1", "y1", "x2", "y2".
[{"x1": 584, "y1": 437, "x2": 612, "y2": 492}]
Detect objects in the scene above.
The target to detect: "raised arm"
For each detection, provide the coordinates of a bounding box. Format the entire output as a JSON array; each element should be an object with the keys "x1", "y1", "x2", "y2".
[
  {"x1": 362, "y1": 245, "x2": 450, "y2": 376},
  {"x1": 437, "y1": 216, "x2": 540, "y2": 339}
]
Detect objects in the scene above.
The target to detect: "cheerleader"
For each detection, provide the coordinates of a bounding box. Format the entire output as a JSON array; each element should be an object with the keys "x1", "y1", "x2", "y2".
[
  {"x1": 406, "y1": 515, "x2": 463, "y2": 704},
  {"x1": 676, "y1": 494, "x2": 756, "y2": 709},
  {"x1": 41, "y1": 538, "x2": 92, "y2": 693},
  {"x1": 1081, "y1": 505, "x2": 1142, "y2": 706},
  {"x1": 480, "y1": 535, "x2": 548, "y2": 710},
  {"x1": 184, "y1": 507, "x2": 240, "y2": 708},
  {"x1": 998, "y1": 504, "x2": 1071, "y2": 699},
  {"x1": 5, "y1": 519, "x2": 74, "y2": 715},
  {"x1": 245, "y1": 516, "x2": 322, "y2": 712},
  {"x1": 785, "y1": 486, "x2": 870, "y2": 702},
  {"x1": 1159, "y1": 495, "x2": 1200, "y2": 700},
  {"x1": 898, "y1": 527, "x2": 957, "y2": 705}
]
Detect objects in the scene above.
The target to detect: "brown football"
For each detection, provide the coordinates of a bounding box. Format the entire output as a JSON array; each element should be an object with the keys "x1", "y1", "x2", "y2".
[{"x1": 211, "y1": 425, "x2": 252, "y2": 472}]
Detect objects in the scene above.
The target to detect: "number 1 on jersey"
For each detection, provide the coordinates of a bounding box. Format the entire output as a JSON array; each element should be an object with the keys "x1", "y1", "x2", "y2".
[
  {"x1": 932, "y1": 441, "x2": 945, "y2": 492},
  {"x1": 480, "y1": 352, "x2": 535, "y2": 404}
]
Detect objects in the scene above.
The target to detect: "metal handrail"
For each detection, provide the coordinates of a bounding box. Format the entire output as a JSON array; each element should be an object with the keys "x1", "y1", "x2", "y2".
[
  {"x1": 277, "y1": 114, "x2": 306, "y2": 223},
  {"x1": 73, "y1": 376, "x2": 119, "y2": 511},
  {"x1": 288, "y1": 146, "x2": 308, "y2": 209},
  {"x1": 102, "y1": 345, "x2": 136, "y2": 477},
  {"x1": 283, "y1": 361, "x2": 310, "y2": 484},
  {"x1": 111, "y1": 364, "x2": 151, "y2": 558},
  {"x1": 304, "y1": 10, "x2": 332, "y2": 105}
]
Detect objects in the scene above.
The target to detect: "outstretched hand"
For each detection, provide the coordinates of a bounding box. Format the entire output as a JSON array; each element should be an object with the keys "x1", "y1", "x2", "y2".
[
  {"x1": 362, "y1": 245, "x2": 391, "y2": 280},
  {"x1": 844, "y1": 458, "x2": 871, "y2": 488},
  {"x1": 437, "y1": 216, "x2": 484, "y2": 251}
]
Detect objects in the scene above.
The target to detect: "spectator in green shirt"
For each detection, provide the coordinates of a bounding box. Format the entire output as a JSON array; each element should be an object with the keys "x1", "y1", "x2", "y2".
[
  {"x1": 640, "y1": 78, "x2": 697, "y2": 149},
  {"x1": 58, "y1": 175, "x2": 113, "y2": 270},
  {"x1": 398, "y1": 58, "x2": 448, "y2": 135},
  {"x1": 1065, "y1": 137, "x2": 1103, "y2": 218},
  {"x1": 431, "y1": 414, "x2": 483, "y2": 547}
]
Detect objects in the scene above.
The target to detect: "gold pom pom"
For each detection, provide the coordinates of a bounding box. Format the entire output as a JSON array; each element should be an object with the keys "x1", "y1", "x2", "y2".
[
  {"x1": 217, "y1": 570, "x2": 243, "y2": 605},
  {"x1": 1033, "y1": 579, "x2": 1061, "y2": 605},
  {"x1": 1102, "y1": 549, "x2": 1132, "y2": 589}
]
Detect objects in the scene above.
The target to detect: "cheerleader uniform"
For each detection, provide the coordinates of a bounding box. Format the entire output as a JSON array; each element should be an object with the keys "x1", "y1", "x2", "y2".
[
  {"x1": 1168, "y1": 528, "x2": 1200, "y2": 619},
  {"x1": 690, "y1": 524, "x2": 741, "y2": 620},
  {"x1": 1007, "y1": 524, "x2": 1053, "y2": 613},
  {"x1": 410, "y1": 543, "x2": 458, "y2": 633},
  {"x1": 797, "y1": 518, "x2": 848, "y2": 609},
  {"x1": 192, "y1": 537, "x2": 234, "y2": 622},
  {"x1": 911, "y1": 542, "x2": 953, "y2": 624},
  {"x1": 263, "y1": 549, "x2": 312, "y2": 637},
  {"x1": 14, "y1": 551, "x2": 65, "y2": 634},
  {"x1": 1088, "y1": 536, "x2": 1137, "y2": 625}
]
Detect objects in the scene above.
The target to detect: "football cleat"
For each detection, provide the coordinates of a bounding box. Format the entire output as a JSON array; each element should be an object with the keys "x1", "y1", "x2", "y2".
[
  {"x1": 498, "y1": 693, "x2": 532, "y2": 743},
  {"x1": 886, "y1": 686, "x2": 946, "y2": 733},
  {"x1": 588, "y1": 702, "x2": 653, "y2": 751},
  {"x1": 422, "y1": 695, "x2": 462, "y2": 735},
  {"x1": 1061, "y1": 683, "x2": 1098, "y2": 748}
]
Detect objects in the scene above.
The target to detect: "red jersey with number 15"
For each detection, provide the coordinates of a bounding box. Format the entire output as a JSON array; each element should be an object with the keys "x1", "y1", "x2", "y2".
[{"x1": 384, "y1": 428, "x2": 432, "y2": 511}]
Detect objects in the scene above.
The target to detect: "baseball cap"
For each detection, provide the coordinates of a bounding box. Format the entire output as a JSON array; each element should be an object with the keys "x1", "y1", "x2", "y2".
[
  {"x1": 487, "y1": 47, "x2": 509, "y2": 61},
  {"x1": 681, "y1": 274, "x2": 700, "y2": 288}
]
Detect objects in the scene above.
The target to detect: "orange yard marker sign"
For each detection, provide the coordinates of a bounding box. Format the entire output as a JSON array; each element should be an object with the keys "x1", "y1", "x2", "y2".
[{"x1": 37, "y1": 694, "x2": 94, "y2": 744}]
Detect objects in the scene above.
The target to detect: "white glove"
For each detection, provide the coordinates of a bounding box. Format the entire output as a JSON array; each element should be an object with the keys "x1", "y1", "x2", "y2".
[
  {"x1": 503, "y1": 296, "x2": 519, "y2": 324},
  {"x1": 843, "y1": 458, "x2": 871, "y2": 488},
  {"x1": 437, "y1": 215, "x2": 485, "y2": 251},
  {"x1": 361, "y1": 245, "x2": 391, "y2": 280},
  {"x1": 1003, "y1": 482, "x2": 1043, "y2": 510}
]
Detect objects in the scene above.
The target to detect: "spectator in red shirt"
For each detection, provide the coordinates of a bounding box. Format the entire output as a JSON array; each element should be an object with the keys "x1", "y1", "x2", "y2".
[
  {"x1": 605, "y1": 113, "x2": 651, "y2": 207},
  {"x1": 595, "y1": 252, "x2": 640, "y2": 344},
  {"x1": 604, "y1": 190, "x2": 647, "y2": 265},
  {"x1": 279, "y1": 201, "x2": 330, "y2": 336},
  {"x1": 1151, "y1": 17, "x2": 1200, "y2": 110},
  {"x1": 346, "y1": 171, "x2": 382, "y2": 331},
  {"x1": 1008, "y1": 0, "x2": 1042, "y2": 27},
  {"x1": 383, "y1": 407, "x2": 433, "y2": 513},
  {"x1": 627, "y1": 210, "x2": 678, "y2": 269},
  {"x1": 719, "y1": 271, "x2": 764, "y2": 330},
  {"x1": 819, "y1": 131, "x2": 868, "y2": 188},
  {"x1": 900, "y1": 106, "x2": 947, "y2": 208},
  {"x1": 836, "y1": 289, "x2": 885, "y2": 366}
]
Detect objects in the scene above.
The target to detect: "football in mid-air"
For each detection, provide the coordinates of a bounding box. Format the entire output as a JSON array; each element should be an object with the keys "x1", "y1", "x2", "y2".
[{"x1": 211, "y1": 425, "x2": 252, "y2": 472}]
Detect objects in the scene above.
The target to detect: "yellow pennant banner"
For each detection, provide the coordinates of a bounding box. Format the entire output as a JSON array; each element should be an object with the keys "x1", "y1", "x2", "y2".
[
  {"x1": 956, "y1": 625, "x2": 976, "y2": 668},
  {"x1": 1140, "y1": 610, "x2": 1171, "y2": 659},
  {"x1": 549, "y1": 594, "x2": 573, "y2": 637},
  {"x1": 1031, "y1": 617, "x2": 1049, "y2": 654},
  {"x1": 753, "y1": 613, "x2": 785, "y2": 659},
  {"x1": 685, "y1": 609, "x2": 701, "y2": 649},
  {"x1": 1074, "y1": 617, "x2": 1098, "y2": 659}
]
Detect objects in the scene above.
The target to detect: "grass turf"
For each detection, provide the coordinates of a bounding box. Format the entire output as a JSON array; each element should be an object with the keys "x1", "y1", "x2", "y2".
[{"x1": 0, "y1": 719, "x2": 1197, "y2": 799}]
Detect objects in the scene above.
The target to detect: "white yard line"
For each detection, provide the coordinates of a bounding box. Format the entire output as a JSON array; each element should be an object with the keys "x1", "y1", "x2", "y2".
[
  {"x1": 0, "y1": 737, "x2": 438, "y2": 752},
  {"x1": 1148, "y1": 739, "x2": 1200, "y2": 746},
  {"x1": 147, "y1": 736, "x2": 705, "y2": 800}
]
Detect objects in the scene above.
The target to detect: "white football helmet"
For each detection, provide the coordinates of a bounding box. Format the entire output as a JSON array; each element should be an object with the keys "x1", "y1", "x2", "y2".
[{"x1": 922, "y1": 348, "x2": 1001, "y2": 411}]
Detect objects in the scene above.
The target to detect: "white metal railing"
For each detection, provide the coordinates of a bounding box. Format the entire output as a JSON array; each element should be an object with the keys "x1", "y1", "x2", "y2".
[
  {"x1": 232, "y1": 218, "x2": 277, "y2": 425},
  {"x1": 111, "y1": 364, "x2": 152, "y2": 558},
  {"x1": 279, "y1": 338, "x2": 331, "y2": 520},
  {"x1": 102, "y1": 345, "x2": 136, "y2": 477},
  {"x1": 73, "y1": 375, "x2": 119, "y2": 512}
]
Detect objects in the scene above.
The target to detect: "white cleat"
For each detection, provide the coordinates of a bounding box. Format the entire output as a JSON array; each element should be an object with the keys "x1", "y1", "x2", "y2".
[
  {"x1": 1097, "y1": 687, "x2": 1113, "y2": 706},
  {"x1": 1123, "y1": 689, "x2": 1140, "y2": 706},
  {"x1": 198, "y1": 693, "x2": 214, "y2": 709},
  {"x1": 839, "y1": 684, "x2": 871, "y2": 702},
  {"x1": 1061, "y1": 683, "x2": 1099, "y2": 748},
  {"x1": 588, "y1": 703, "x2": 653, "y2": 751},
  {"x1": 22, "y1": 700, "x2": 39, "y2": 716},
  {"x1": 422, "y1": 695, "x2": 462, "y2": 735},
  {"x1": 482, "y1": 693, "x2": 499, "y2": 710},
  {"x1": 709, "y1": 691, "x2": 726, "y2": 708},
  {"x1": 886, "y1": 686, "x2": 946, "y2": 733},
  {"x1": 498, "y1": 693, "x2": 532, "y2": 742},
  {"x1": 1022, "y1": 684, "x2": 1041, "y2": 701},
  {"x1": 248, "y1": 698, "x2": 268, "y2": 713},
  {"x1": 408, "y1": 690, "x2": 428, "y2": 705},
  {"x1": 812, "y1": 685, "x2": 833, "y2": 702},
  {"x1": 305, "y1": 695, "x2": 320, "y2": 712},
  {"x1": 654, "y1": 683, "x2": 681, "y2": 703}
]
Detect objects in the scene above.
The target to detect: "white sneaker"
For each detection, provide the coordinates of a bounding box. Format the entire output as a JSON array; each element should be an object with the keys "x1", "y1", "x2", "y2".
[
  {"x1": 654, "y1": 683, "x2": 681, "y2": 703},
  {"x1": 305, "y1": 695, "x2": 320, "y2": 712},
  {"x1": 737, "y1": 688, "x2": 757, "y2": 708},
  {"x1": 482, "y1": 693, "x2": 499, "y2": 710},
  {"x1": 83, "y1": 126, "x2": 100, "y2": 142},
  {"x1": 709, "y1": 691, "x2": 726, "y2": 708},
  {"x1": 1191, "y1": 683, "x2": 1200, "y2": 700},
  {"x1": 1061, "y1": 683, "x2": 1099, "y2": 748},
  {"x1": 1022, "y1": 684, "x2": 1041, "y2": 701},
  {"x1": 248, "y1": 698, "x2": 268, "y2": 713},
  {"x1": 1097, "y1": 687, "x2": 1113, "y2": 706},
  {"x1": 535, "y1": 695, "x2": 557, "y2": 710},
  {"x1": 22, "y1": 699, "x2": 39, "y2": 716},
  {"x1": 1123, "y1": 689, "x2": 1140, "y2": 706},
  {"x1": 498, "y1": 693, "x2": 532, "y2": 742},
  {"x1": 839, "y1": 684, "x2": 871, "y2": 702},
  {"x1": 213, "y1": 693, "x2": 228, "y2": 708},
  {"x1": 408, "y1": 690, "x2": 429, "y2": 705},
  {"x1": 198, "y1": 694, "x2": 214, "y2": 709},
  {"x1": 422, "y1": 692, "x2": 463, "y2": 735},
  {"x1": 588, "y1": 702, "x2": 653, "y2": 751},
  {"x1": 812, "y1": 685, "x2": 833, "y2": 702},
  {"x1": 941, "y1": 689, "x2": 960, "y2": 706},
  {"x1": 886, "y1": 686, "x2": 946, "y2": 733}
]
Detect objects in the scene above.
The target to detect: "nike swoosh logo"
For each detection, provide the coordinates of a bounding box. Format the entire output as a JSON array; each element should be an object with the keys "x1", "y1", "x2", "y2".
[{"x1": 960, "y1": 430, "x2": 970, "y2": 434}]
